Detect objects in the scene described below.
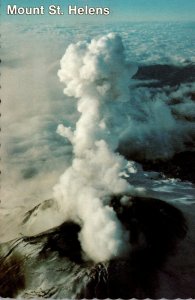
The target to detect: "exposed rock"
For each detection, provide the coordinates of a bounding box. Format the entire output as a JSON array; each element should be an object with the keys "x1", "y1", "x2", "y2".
[
  {"x1": 134, "y1": 64, "x2": 195, "y2": 87},
  {"x1": 0, "y1": 195, "x2": 188, "y2": 299},
  {"x1": 140, "y1": 151, "x2": 195, "y2": 183}
]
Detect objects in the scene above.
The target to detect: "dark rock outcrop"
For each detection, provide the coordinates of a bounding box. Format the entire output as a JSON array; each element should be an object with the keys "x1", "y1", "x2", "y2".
[{"x1": 0, "y1": 195, "x2": 188, "y2": 298}]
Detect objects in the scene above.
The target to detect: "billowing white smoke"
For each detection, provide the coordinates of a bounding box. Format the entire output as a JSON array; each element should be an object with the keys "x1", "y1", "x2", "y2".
[
  {"x1": 53, "y1": 33, "x2": 138, "y2": 262},
  {"x1": 118, "y1": 84, "x2": 195, "y2": 160}
]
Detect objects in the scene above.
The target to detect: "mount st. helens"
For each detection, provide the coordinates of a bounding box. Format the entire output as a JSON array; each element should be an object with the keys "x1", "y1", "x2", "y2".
[{"x1": 0, "y1": 32, "x2": 194, "y2": 298}]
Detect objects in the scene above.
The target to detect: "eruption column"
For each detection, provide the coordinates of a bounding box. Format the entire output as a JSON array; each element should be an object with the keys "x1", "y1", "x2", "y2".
[{"x1": 54, "y1": 33, "x2": 137, "y2": 262}]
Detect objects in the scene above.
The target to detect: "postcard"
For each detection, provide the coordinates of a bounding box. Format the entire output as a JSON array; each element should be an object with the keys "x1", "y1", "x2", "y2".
[{"x1": 0, "y1": 0, "x2": 195, "y2": 298}]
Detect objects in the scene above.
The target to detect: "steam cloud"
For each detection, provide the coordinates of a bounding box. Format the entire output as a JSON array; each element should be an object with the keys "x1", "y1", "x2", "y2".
[
  {"x1": 53, "y1": 32, "x2": 195, "y2": 262},
  {"x1": 53, "y1": 33, "x2": 138, "y2": 262}
]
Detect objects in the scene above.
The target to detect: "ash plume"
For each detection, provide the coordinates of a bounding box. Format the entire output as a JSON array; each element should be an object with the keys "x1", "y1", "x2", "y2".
[{"x1": 53, "y1": 33, "x2": 138, "y2": 262}]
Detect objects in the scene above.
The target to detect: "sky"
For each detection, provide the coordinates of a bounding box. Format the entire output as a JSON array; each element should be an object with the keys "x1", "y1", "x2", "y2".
[{"x1": 2, "y1": 0, "x2": 195, "y2": 23}]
